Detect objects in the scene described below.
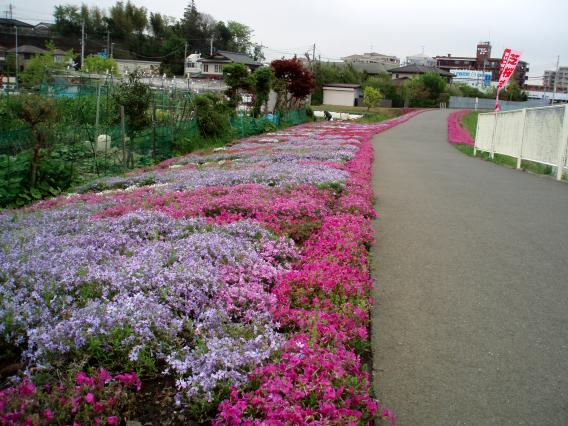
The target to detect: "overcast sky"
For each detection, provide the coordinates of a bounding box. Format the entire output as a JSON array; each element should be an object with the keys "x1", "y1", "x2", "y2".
[{"x1": 10, "y1": 0, "x2": 568, "y2": 83}]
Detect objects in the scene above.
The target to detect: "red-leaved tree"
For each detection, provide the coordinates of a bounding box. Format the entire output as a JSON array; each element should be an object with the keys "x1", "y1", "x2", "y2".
[{"x1": 271, "y1": 58, "x2": 315, "y2": 111}]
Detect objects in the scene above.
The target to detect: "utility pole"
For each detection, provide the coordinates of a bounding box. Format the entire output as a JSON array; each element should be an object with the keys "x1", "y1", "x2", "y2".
[
  {"x1": 14, "y1": 25, "x2": 18, "y2": 91},
  {"x1": 8, "y1": 3, "x2": 13, "y2": 20},
  {"x1": 80, "y1": 21, "x2": 85, "y2": 70},
  {"x1": 184, "y1": 42, "x2": 188, "y2": 76},
  {"x1": 107, "y1": 30, "x2": 110, "y2": 57},
  {"x1": 111, "y1": 43, "x2": 115, "y2": 58},
  {"x1": 312, "y1": 43, "x2": 316, "y2": 63},
  {"x1": 210, "y1": 37, "x2": 214, "y2": 56},
  {"x1": 552, "y1": 55, "x2": 560, "y2": 104}
]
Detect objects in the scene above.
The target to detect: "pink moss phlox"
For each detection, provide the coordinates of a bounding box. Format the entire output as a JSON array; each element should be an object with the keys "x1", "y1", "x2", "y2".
[{"x1": 448, "y1": 110, "x2": 474, "y2": 145}]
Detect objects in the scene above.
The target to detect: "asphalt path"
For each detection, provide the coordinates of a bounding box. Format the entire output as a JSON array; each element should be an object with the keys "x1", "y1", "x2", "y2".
[{"x1": 371, "y1": 110, "x2": 568, "y2": 425}]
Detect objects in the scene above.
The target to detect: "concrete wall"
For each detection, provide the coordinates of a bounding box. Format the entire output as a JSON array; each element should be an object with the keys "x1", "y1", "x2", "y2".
[
  {"x1": 475, "y1": 105, "x2": 568, "y2": 179},
  {"x1": 450, "y1": 96, "x2": 548, "y2": 111}
]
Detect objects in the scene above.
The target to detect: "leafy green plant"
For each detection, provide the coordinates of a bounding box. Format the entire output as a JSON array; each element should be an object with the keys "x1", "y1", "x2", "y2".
[{"x1": 193, "y1": 93, "x2": 231, "y2": 138}]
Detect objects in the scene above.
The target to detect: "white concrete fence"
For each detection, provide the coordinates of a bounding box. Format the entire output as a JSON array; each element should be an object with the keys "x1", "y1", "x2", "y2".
[{"x1": 474, "y1": 105, "x2": 568, "y2": 180}]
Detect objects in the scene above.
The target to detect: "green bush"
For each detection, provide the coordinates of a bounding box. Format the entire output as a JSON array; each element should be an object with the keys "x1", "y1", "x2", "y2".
[{"x1": 194, "y1": 93, "x2": 232, "y2": 138}]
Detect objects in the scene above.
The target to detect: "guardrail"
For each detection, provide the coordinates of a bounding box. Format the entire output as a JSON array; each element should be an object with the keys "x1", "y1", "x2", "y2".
[{"x1": 474, "y1": 105, "x2": 568, "y2": 180}]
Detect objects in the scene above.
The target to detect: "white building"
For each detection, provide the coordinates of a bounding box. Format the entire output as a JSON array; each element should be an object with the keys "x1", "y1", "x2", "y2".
[
  {"x1": 322, "y1": 83, "x2": 363, "y2": 107},
  {"x1": 185, "y1": 53, "x2": 202, "y2": 76},
  {"x1": 406, "y1": 53, "x2": 436, "y2": 67},
  {"x1": 341, "y1": 52, "x2": 400, "y2": 67}
]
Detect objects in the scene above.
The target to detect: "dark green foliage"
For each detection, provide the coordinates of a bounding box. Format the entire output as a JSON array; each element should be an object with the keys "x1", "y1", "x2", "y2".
[
  {"x1": 112, "y1": 71, "x2": 152, "y2": 131},
  {"x1": 252, "y1": 67, "x2": 273, "y2": 116},
  {"x1": 194, "y1": 93, "x2": 231, "y2": 138},
  {"x1": 312, "y1": 63, "x2": 363, "y2": 105},
  {"x1": 408, "y1": 72, "x2": 449, "y2": 107},
  {"x1": 364, "y1": 73, "x2": 401, "y2": 106},
  {"x1": 223, "y1": 63, "x2": 254, "y2": 108}
]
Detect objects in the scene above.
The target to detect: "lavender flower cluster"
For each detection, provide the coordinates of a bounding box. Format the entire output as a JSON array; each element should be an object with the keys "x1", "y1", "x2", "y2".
[{"x1": 0, "y1": 208, "x2": 298, "y2": 399}]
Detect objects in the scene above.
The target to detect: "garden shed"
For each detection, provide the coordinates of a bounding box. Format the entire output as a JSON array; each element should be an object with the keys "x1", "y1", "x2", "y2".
[{"x1": 322, "y1": 83, "x2": 363, "y2": 107}]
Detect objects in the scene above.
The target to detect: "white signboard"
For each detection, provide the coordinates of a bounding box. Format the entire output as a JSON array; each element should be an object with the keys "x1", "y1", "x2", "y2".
[{"x1": 450, "y1": 69, "x2": 492, "y2": 88}]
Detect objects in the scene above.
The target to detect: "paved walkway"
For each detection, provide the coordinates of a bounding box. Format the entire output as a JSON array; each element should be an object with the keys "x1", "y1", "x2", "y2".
[{"x1": 371, "y1": 110, "x2": 568, "y2": 425}]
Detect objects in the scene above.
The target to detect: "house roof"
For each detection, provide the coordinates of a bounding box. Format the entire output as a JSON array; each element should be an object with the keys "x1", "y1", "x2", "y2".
[
  {"x1": 7, "y1": 45, "x2": 47, "y2": 54},
  {"x1": 199, "y1": 50, "x2": 262, "y2": 67},
  {"x1": 349, "y1": 62, "x2": 396, "y2": 74},
  {"x1": 323, "y1": 83, "x2": 361, "y2": 89},
  {"x1": 0, "y1": 18, "x2": 33, "y2": 28},
  {"x1": 388, "y1": 64, "x2": 453, "y2": 77},
  {"x1": 35, "y1": 22, "x2": 53, "y2": 28}
]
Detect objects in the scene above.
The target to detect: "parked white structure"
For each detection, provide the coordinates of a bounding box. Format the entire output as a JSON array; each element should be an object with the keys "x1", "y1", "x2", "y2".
[
  {"x1": 185, "y1": 53, "x2": 202, "y2": 76},
  {"x1": 474, "y1": 105, "x2": 568, "y2": 180},
  {"x1": 322, "y1": 84, "x2": 363, "y2": 107}
]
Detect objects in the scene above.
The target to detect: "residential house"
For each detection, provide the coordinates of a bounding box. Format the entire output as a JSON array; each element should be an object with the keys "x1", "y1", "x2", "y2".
[
  {"x1": 197, "y1": 50, "x2": 262, "y2": 79},
  {"x1": 34, "y1": 22, "x2": 53, "y2": 34},
  {"x1": 0, "y1": 18, "x2": 33, "y2": 32},
  {"x1": 388, "y1": 64, "x2": 453, "y2": 85},
  {"x1": 185, "y1": 53, "x2": 202, "y2": 76},
  {"x1": 6, "y1": 45, "x2": 68, "y2": 72}
]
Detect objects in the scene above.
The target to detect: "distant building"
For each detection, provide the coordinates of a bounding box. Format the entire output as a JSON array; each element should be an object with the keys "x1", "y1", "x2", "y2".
[
  {"x1": 0, "y1": 18, "x2": 33, "y2": 32},
  {"x1": 341, "y1": 52, "x2": 400, "y2": 67},
  {"x1": 322, "y1": 83, "x2": 363, "y2": 107},
  {"x1": 543, "y1": 67, "x2": 568, "y2": 93},
  {"x1": 434, "y1": 42, "x2": 529, "y2": 87},
  {"x1": 34, "y1": 22, "x2": 53, "y2": 34},
  {"x1": 388, "y1": 64, "x2": 453, "y2": 84},
  {"x1": 406, "y1": 53, "x2": 436, "y2": 67},
  {"x1": 450, "y1": 69, "x2": 492, "y2": 89},
  {"x1": 6, "y1": 45, "x2": 69, "y2": 72},
  {"x1": 185, "y1": 53, "x2": 202, "y2": 76},
  {"x1": 115, "y1": 59, "x2": 161, "y2": 76},
  {"x1": 197, "y1": 50, "x2": 262, "y2": 79}
]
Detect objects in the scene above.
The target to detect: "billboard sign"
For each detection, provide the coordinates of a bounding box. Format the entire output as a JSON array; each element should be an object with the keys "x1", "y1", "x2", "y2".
[{"x1": 450, "y1": 69, "x2": 492, "y2": 88}]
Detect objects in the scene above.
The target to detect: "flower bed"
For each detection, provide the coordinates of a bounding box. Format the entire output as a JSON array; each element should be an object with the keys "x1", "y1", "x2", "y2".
[
  {"x1": 1, "y1": 111, "x2": 420, "y2": 424},
  {"x1": 448, "y1": 110, "x2": 474, "y2": 145}
]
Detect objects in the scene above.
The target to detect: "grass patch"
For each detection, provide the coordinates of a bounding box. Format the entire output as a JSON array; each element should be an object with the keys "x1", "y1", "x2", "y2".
[
  {"x1": 453, "y1": 144, "x2": 557, "y2": 177},
  {"x1": 312, "y1": 104, "x2": 402, "y2": 119},
  {"x1": 356, "y1": 113, "x2": 389, "y2": 123},
  {"x1": 462, "y1": 111, "x2": 479, "y2": 139}
]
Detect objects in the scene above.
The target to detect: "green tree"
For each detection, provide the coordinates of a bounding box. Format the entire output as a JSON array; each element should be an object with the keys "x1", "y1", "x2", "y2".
[
  {"x1": 363, "y1": 86, "x2": 383, "y2": 110},
  {"x1": 408, "y1": 72, "x2": 448, "y2": 107},
  {"x1": 83, "y1": 55, "x2": 119, "y2": 75},
  {"x1": 252, "y1": 67, "x2": 273, "y2": 116},
  {"x1": 226, "y1": 21, "x2": 253, "y2": 54},
  {"x1": 13, "y1": 95, "x2": 57, "y2": 188},
  {"x1": 223, "y1": 63, "x2": 253, "y2": 108},
  {"x1": 112, "y1": 70, "x2": 152, "y2": 131},
  {"x1": 364, "y1": 72, "x2": 400, "y2": 105},
  {"x1": 21, "y1": 43, "x2": 74, "y2": 88},
  {"x1": 193, "y1": 93, "x2": 230, "y2": 138}
]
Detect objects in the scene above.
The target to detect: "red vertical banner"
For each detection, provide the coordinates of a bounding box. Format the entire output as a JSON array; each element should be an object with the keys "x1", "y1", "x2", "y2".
[{"x1": 495, "y1": 49, "x2": 522, "y2": 111}]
